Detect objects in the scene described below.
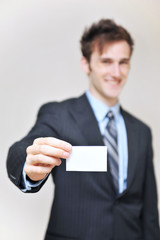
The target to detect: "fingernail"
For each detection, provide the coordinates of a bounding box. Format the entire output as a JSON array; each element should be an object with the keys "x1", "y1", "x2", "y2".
[
  {"x1": 65, "y1": 144, "x2": 72, "y2": 151},
  {"x1": 63, "y1": 152, "x2": 70, "y2": 158}
]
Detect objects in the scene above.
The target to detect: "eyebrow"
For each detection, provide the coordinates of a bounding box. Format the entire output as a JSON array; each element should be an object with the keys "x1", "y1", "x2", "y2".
[{"x1": 100, "y1": 57, "x2": 130, "y2": 62}]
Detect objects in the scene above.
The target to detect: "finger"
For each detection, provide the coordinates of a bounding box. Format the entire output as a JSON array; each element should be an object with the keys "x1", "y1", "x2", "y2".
[
  {"x1": 27, "y1": 145, "x2": 70, "y2": 159},
  {"x1": 33, "y1": 137, "x2": 72, "y2": 152},
  {"x1": 25, "y1": 164, "x2": 53, "y2": 176},
  {"x1": 26, "y1": 154, "x2": 61, "y2": 166}
]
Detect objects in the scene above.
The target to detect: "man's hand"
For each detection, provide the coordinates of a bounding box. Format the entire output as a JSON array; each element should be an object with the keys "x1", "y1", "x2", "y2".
[{"x1": 24, "y1": 137, "x2": 72, "y2": 181}]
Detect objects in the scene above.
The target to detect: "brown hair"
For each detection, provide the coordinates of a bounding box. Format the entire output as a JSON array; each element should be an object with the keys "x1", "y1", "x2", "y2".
[{"x1": 80, "y1": 19, "x2": 134, "y2": 62}]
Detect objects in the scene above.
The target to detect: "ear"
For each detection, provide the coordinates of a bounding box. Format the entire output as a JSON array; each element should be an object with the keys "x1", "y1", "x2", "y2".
[{"x1": 80, "y1": 57, "x2": 90, "y2": 75}]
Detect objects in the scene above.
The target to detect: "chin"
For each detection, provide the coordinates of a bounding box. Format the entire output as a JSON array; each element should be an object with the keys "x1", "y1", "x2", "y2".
[{"x1": 104, "y1": 92, "x2": 119, "y2": 99}]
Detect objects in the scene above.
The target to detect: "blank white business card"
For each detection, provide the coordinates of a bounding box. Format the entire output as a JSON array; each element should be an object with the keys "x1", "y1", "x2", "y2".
[{"x1": 66, "y1": 146, "x2": 107, "y2": 172}]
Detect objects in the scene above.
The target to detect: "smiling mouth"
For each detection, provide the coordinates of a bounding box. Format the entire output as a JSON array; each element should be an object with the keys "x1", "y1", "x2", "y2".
[{"x1": 104, "y1": 77, "x2": 121, "y2": 86}]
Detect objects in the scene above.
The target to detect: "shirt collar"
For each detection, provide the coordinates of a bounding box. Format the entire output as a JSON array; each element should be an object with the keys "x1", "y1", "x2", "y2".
[{"x1": 86, "y1": 90, "x2": 121, "y2": 123}]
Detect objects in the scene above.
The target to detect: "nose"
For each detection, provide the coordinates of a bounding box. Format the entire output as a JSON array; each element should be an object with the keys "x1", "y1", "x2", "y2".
[{"x1": 111, "y1": 63, "x2": 121, "y2": 78}]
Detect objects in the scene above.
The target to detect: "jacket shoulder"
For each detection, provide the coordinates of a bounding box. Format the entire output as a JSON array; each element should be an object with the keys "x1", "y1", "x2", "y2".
[
  {"x1": 121, "y1": 108, "x2": 152, "y2": 134},
  {"x1": 38, "y1": 95, "x2": 81, "y2": 115}
]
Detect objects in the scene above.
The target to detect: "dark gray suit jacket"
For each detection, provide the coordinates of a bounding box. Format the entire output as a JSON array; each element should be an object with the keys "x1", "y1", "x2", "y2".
[{"x1": 7, "y1": 94, "x2": 160, "y2": 240}]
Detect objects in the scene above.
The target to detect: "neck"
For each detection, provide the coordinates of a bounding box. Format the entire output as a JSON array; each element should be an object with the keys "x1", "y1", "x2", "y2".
[{"x1": 89, "y1": 89, "x2": 118, "y2": 107}]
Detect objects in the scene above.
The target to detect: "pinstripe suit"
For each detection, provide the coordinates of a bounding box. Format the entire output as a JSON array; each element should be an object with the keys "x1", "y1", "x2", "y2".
[{"x1": 7, "y1": 94, "x2": 160, "y2": 240}]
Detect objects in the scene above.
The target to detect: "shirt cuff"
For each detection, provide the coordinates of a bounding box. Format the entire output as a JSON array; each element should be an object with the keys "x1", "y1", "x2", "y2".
[{"x1": 22, "y1": 163, "x2": 48, "y2": 192}]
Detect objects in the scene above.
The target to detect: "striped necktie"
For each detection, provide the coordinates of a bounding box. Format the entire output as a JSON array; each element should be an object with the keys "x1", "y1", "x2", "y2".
[{"x1": 103, "y1": 110, "x2": 119, "y2": 192}]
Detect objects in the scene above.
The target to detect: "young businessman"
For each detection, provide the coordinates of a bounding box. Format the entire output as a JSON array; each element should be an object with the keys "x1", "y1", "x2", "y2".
[{"x1": 7, "y1": 19, "x2": 160, "y2": 240}]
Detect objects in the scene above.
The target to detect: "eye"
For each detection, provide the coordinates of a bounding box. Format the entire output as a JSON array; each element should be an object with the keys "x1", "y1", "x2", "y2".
[
  {"x1": 120, "y1": 60, "x2": 129, "y2": 65},
  {"x1": 103, "y1": 60, "x2": 109, "y2": 64},
  {"x1": 101, "y1": 59, "x2": 112, "y2": 64}
]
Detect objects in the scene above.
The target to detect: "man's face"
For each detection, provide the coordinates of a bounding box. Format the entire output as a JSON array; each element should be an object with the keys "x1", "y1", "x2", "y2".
[{"x1": 82, "y1": 40, "x2": 131, "y2": 106}]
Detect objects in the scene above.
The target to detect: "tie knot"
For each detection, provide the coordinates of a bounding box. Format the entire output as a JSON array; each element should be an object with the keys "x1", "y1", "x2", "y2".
[{"x1": 107, "y1": 110, "x2": 114, "y2": 120}]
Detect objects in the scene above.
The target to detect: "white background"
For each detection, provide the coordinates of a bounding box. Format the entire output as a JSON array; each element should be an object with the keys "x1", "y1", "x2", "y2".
[{"x1": 0, "y1": 0, "x2": 160, "y2": 239}]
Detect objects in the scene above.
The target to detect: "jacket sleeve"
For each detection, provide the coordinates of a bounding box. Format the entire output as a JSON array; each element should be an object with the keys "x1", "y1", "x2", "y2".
[
  {"x1": 142, "y1": 129, "x2": 160, "y2": 239},
  {"x1": 6, "y1": 103, "x2": 60, "y2": 193}
]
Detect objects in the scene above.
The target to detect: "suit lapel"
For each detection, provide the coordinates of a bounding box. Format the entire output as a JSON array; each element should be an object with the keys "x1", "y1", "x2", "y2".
[
  {"x1": 121, "y1": 108, "x2": 139, "y2": 193},
  {"x1": 69, "y1": 94, "x2": 104, "y2": 146}
]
